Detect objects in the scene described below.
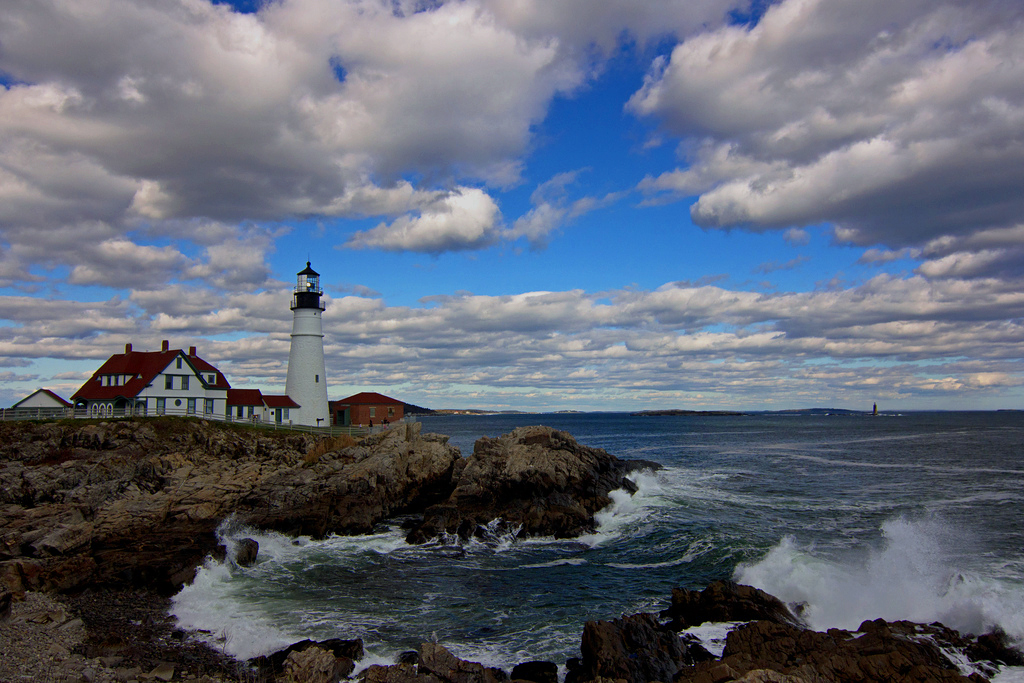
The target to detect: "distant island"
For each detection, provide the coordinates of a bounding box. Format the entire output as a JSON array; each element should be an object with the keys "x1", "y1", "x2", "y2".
[
  {"x1": 427, "y1": 408, "x2": 532, "y2": 415},
  {"x1": 632, "y1": 409, "x2": 747, "y2": 416}
]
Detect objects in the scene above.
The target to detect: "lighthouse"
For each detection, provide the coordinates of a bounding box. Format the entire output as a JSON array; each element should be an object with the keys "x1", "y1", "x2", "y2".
[{"x1": 285, "y1": 262, "x2": 330, "y2": 427}]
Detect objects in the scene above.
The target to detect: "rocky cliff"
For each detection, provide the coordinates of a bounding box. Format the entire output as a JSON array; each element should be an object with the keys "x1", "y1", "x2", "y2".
[
  {"x1": 406, "y1": 425, "x2": 658, "y2": 543},
  {"x1": 0, "y1": 418, "x2": 650, "y2": 595},
  {"x1": 0, "y1": 418, "x2": 461, "y2": 593}
]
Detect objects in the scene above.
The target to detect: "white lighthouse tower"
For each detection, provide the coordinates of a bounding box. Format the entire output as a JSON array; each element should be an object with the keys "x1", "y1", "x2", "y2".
[{"x1": 285, "y1": 262, "x2": 330, "y2": 427}]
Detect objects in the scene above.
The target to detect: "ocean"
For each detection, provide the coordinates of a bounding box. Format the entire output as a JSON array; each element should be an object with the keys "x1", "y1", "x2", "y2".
[{"x1": 171, "y1": 411, "x2": 1024, "y2": 679}]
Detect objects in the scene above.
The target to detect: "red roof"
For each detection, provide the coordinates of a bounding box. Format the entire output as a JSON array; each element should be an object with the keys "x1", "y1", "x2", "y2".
[
  {"x1": 188, "y1": 353, "x2": 231, "y2": 389},
  {"x1": 333, "y1": 392, "x2": 403, "y2": 406},
  {"x1": 72, "y1": 346, "x2": 230, "y2": 402},
  {"x1": 263, "y1": 394, "x2": 299, "y2": 408},
  {"x1": 226, "y1": 388, "x2": 264, "y2": 406}
]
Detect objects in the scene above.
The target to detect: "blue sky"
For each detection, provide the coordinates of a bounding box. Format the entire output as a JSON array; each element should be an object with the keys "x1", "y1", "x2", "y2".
[{"x1": 2, "y1": 0, "x2": 1023, "y2": 412}]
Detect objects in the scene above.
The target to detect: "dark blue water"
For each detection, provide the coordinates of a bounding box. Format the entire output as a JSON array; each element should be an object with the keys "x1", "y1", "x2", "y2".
[{"x1": 172, "y1": 411, "x2": 1024, "y2": 675}]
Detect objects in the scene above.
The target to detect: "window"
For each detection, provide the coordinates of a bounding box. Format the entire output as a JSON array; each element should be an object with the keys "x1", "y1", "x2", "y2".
[
  {"x1": 282, "y1": 408, "x2": 289, "y2": 420},
  {"x1": 165, "y1": 375, "x2": 173, "y2": 390},
  {"x1": 315, "y1": 374, "x2": 319, "y2": 383},
  {"x1": 388, "y1": 407, "x2": 395, "y2": 417},
  {"x1": 182, "y1": 375, "x2": 189, "y2": 390},
  {"x1": 176, "y1": 357, "x2": 182, "y2": 369},
  {"x1": 187, "y1": 398, "x2": 196, "y2": 415},
  {"x1": 156, "y1": 398, "x2": 165, "y2": 415},
  {"x1": 208, "y1": 374, "x2": 216, "y2": 384},
  {"x1": 204, "y1": 399, "x2": 214, "y2": 414},
  {"x1": 369, "y1": 407, "x2": 376, "y2": 418}
]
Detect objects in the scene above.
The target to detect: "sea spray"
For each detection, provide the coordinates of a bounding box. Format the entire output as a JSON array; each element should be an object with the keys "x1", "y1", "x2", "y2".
[{"x1": 734, "y1": 516, "x2": 1024, "y2": 643}]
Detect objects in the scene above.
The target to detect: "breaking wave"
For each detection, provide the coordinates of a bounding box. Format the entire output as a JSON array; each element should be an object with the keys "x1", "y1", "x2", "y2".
[{"x1": 734, "y1": 516, "x2": 1024, "y2": 644}]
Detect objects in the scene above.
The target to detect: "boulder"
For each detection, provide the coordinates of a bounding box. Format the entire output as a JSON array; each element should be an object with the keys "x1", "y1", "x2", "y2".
[
  {"x1": 282, "y1": 645, "x2": 351, "y2": 683},
  {"x1": 407, "y1": 426, "x2": 659, "y2": 543},
  {"x1": 568, "y1": 611, "x2": 710, "y2": 683},
  {"x1": 417, "y1": 643, "x2": 508, "y2": 683},
  {"x1": 675, "y1": 617, "x2": 986, "y2": 683},
  {"x1": 360, "y1": 662, "x2": 442, "y2": 683},
  {"x1": 663, "y1": 581, "x2": 801, "y2": 631},
  {"x1": 254, "y1": 637, "x2": 364, "y2": 678},
  {"x1": 234, "y1": 538, "x2": 258, "y2": 567},
  {"x1": 509, "y1": 660, "x2": 558, "y2": 683}
]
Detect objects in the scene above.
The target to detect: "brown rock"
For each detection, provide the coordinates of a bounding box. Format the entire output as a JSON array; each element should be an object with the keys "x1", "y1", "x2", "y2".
[
  {"x1": 663, "y1": 581, "x2": 800, "y2": 631},
  {"x1": 360, "y1": 662, "x2": 442, "y2": 683},
  {"x1": 234, "y1": 538, "x2": 258, "y2": 567},
  {"x1": 407, "y1": 426, "x2": 659, "y2": 543},
  {"x1": 569, "y1": 612, "x2": 711, "y2": 683},
  {"x1": 510, "y1": 660, "x2": 558, "y2": 683},
  {"x1": 418, "y1": 642, "x2": 508, "y2": 683},
  {"x1": 676, "y1": 616, "x2": 983, "y2": 683},
  {"x1": 0, "y1": 420, "x2": 460, "y2": 593},
  {"x1": 283, "y1": 645, "x2": 350, "y2": 683}
]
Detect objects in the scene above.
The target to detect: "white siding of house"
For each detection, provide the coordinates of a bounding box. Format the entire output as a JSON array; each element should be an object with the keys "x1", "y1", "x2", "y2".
[
  {"x1": 14, "y1": 391, "x2": 68, "y2": 410},
  {"x1": 135, "y1": 354, "x2": 228, "y2": 416}
]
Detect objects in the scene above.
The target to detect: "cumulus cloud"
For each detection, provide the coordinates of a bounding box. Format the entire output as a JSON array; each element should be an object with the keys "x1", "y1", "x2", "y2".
[
  {"x1": 5, "y1": 269, "x2": 1024, "y2": 409},
  {"x1": 0, "y1": 0, "x2": 593, "y2": 229},
  {"x1": 630, "y1": 0, "x2": 1024, "y2": 251},
  {"x1": 344, "y1": 187, "x2": 502, "y2": 253}
]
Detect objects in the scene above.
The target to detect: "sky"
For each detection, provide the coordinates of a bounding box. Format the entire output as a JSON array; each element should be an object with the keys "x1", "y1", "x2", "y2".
[{"x1": 2, "y1": 0, "x2": 1024, "y2": 413}]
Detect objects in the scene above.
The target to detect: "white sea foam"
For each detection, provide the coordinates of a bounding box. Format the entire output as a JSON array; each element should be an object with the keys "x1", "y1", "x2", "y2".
[
  {"x1": 681, "y1": 622, "x2": 744, "y2": 658},
  {"x1": 578, "y1": 471, "x2": 666, "y2": 547},
  {"x1": 171, "y1": 518, "x2": 418, "y2": 659},
  {"x1": 734, "y1": 516, "x2": 1024, "y2": 645},
  {"x1": 171, "y1": 555, "x2": 300, "y2": 660}
]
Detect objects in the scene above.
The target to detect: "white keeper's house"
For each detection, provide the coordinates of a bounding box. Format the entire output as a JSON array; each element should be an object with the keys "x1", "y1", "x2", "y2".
[
  {"x1": 70, "y1": 261, "x2": 329, "y2": 426},
  {"x1": 71, "y1": 340, "x2": 231, "y2": 419}
]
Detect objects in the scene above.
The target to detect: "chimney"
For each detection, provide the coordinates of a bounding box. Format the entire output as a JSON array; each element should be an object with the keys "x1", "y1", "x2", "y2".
[
  {"x1": 162, "y1": 340, "x2": 169, "y2": 352},
  {"x1": 125, "y1": 343, "x2": 132, "y2": 353},
  {"x1": 189, "y1": 346, "x2": 197, "y2": 356}
]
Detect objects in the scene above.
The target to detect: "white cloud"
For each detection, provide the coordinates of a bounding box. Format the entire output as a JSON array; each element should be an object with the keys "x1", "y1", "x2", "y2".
[
  {"x1": 345, "y1": 187, "x2": 502, "y2": 253},
  {"x1": 631, "y1": 0, "x2": 1024, "y2": 250},
  {"x1": 0, "y1": 0, "x2": 593, "y2": 230}
]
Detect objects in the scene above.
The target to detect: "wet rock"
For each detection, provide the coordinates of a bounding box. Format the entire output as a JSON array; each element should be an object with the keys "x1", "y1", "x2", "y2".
[
  {"x1": 418, "y1": 642, "x2": 508, "y2": 683},
  {"x1": 234, "y1": 538, "x2": 258, "y2": 567},
  {"x1": 282, "y1": 645, "x2": 351, "y2": 683},
  {"x1": 0, "y1": 420, "x2": 459, "y2": 593},
  {"x1": 255, "y1": 637, "x2": 364, "y2": 678},
  {"x1": 569, "y1": 611, "x2": 705, "y2": 683},
  {"x1": 510, "y1": 660, "x2": 558, "y2": 683},
  {"x1": 361, "y1": 662, "x2": 441, "y2": 683},
  {"x1": 663, "y1": 581, "x2": 800, "y2": 631},
  {"x1": 407, "y1": 426, "x2": 659, "y2": 543},
  {"x1": 675, "y1": 616, "x2": 986, "y2": 683}
]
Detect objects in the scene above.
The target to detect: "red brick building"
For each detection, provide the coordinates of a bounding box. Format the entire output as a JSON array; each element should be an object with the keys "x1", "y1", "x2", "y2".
[{"x1": 330, "y1": 392, "x2": 404, "y2": 426}]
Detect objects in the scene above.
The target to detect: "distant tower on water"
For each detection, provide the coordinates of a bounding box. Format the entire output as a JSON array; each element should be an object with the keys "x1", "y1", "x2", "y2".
[{"x1": 285, "y1": 262, "x2": 329, "y2": 427}]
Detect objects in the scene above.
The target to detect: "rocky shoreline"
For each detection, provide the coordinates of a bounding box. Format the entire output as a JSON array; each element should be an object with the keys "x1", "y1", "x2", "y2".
[{"x1": 1, "y1": 418, "x2": 1022, "y2": 682}]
